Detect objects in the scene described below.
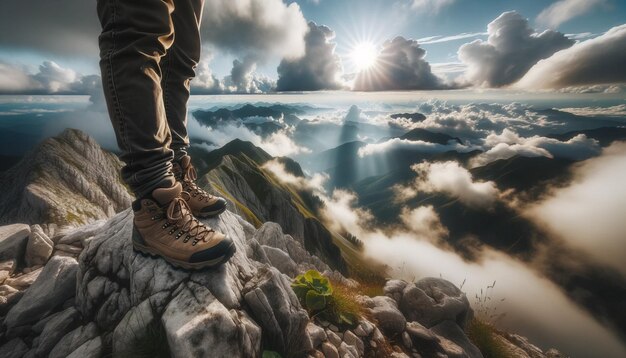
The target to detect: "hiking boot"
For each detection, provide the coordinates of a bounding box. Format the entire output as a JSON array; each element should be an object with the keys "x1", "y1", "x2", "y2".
[
  {"x1": 172, "y1": 155, "x2": 227, "y2": 218},
  {"x1": 131, "y1": 182, "x2": 236, "y2": 269}
]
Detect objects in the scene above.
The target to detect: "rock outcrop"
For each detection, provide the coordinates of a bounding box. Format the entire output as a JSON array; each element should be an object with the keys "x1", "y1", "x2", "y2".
[
  {"x1": 0, "y1": 128, "x2": 132, "y2": 226},
  {"x1": 0, "y1": 206, "x2": 565, "y2": 358}
]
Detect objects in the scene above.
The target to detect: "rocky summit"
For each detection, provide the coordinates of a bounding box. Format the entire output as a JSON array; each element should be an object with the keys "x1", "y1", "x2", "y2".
[
  {"x1": 0, "y1": 130, "x2": 566, "y2": 357},
  {"x1": 0, "y1": 206, "x2": 564, "y2": 357}
]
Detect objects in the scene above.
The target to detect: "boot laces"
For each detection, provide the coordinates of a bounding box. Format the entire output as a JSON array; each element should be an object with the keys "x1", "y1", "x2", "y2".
[
  {"x1": 165, "y1": 194, "x2": 214, "y2": 243},
  {"x1": 182, "y1": 165, "x2": 213, "y2": 202}
]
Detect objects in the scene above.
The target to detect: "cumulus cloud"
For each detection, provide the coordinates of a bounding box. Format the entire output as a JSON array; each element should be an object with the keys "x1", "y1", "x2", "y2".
[
  {"x1": 319, "y1": 189, "x2": 375, "y2": 234},
  {"x1": 458, "y1": 11, "x2": 574, "y2": 87},
  {"x1": 409, "y1": 0, "x2": 456, "y2": 14},
  {"x1": 537, "y1": 0, "x2": 605, "y2": 29},
  {"x1": 397, "y1": 161, "x2": 501, "y2": 209},
  {"x1": 526, "y1": 142, "x2": 626, "y2": 277},
  {"x1": 261, "y1": 158, "x2": 329, "y2": 193},
  {"x1": 191, "y1": 55, "x2": 275, "y2": 94},
  {"x1": 201, "y1": 0, "x2": 308, "y2": 61},
  {"x1": 515, "y1": 25, "x2": 626, "y2": 90},
  {"x1": 353, "y1": 37, "x2": 446, "y2": 91},
  {"x1": 276, "y1": 22, "x2": 344, "y2": 91},
  {"x1": 0, "y1": 61, "x2": 101, "y2": 95},
  {"x1": 470, "y1": 129, "x2": 601, "y2": 167},
  {"x1": 399, "y1": 205, "x2": 448, "y2": 241}
]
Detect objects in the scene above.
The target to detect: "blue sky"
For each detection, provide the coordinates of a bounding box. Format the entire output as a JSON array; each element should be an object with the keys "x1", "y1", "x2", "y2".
[{"x1": 1, "y1": 0, "x2": 625, "y2": 93}]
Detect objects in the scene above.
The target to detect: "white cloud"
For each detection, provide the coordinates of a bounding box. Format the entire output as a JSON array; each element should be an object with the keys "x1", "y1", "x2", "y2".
[
  {"x1": 357, "y1": 138, "x2": 470, "y2": 157},
  {"x1": 261, "y1": 158, "x2": 328, "y2": 193},
  {"x1": 317, "y1": 179, "x2": 626, "y2": 357},
  {"x1": 353, "y1": 37, "x2": 446, "y2": 91},
  {"x1": 558, "y1": 104, "x2": 626, "y2": 117},
  {"x1": 0, "y1": 61, "x2": 99, "y2": 95},
  {"x1": 515, "y1": 24, "x2": 626, "y2": 90},
  {"x1": 399, "y1": 161, "x2": 501, "y2": 209},
  {"x1": 526, "y1": 142, "x2": 626, "y2": 277},
  {"x1": 276, "y1": 22, "x2": 344, "y2": 91},
  {"x1": 537, "y1": 0, "x2": 605, "y2": 29},
  {"x1": 458, "y1": 11, "x2": 573, "y2": 87},
  {"x1": 201, "y1": 0, "x2": 308, "y2": 61},
  {"x1": 189, "y1": 117, "x2": 310, "y2": 157},
  {"x1": 399, "y1": 205, "x2": 448, "y2": 241},
  {"x1": 470, "y1": 129, "x2": 601, "y2": 167}
]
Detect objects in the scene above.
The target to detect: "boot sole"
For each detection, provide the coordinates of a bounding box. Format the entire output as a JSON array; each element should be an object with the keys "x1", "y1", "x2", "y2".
[
  {"x1": 132, "y1": 238, "x2": 236, "y2": 270},
  {"x1": 195, "y1": 205, "x2": 227, "y2": 218}
]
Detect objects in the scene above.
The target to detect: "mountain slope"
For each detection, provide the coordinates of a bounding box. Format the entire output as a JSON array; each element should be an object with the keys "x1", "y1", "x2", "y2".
[
  {"x1": 0, "y1": 129, "x2": 132, "y2": 226},
  {"x1": 193, "y1": 139, "x2": 348, "y2": 273}
]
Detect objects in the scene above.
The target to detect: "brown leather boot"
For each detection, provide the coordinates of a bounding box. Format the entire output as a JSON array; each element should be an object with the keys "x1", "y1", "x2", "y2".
[
  {"x1": 131, "y1": 182, "x2": 235, "y2": 269},
  {"x1": 172, "y1": 155, "x2": 227, "y2": 218}
]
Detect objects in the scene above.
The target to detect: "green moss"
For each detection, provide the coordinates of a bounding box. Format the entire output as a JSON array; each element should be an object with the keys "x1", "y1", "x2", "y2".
[{"x1": 466, "y1": 319, "x2": 509, "y2": 358}]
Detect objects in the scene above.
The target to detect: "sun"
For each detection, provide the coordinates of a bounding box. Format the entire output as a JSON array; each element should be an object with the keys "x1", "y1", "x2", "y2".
[{"x1": 350, "y1": 42, "x2": 378, "y2": 71}]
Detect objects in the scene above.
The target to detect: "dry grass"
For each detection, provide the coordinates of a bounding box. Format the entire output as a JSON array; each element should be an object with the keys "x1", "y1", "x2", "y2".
[{"x1": 466, "y1": 318, "x2": 508, "y2": 358}]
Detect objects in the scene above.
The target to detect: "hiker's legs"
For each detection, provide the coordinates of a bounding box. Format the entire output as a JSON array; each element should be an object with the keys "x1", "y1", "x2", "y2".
[
  {"x1": 96, "y1": 0, "x2": 176, "y2": 198},
  {"x1": 161, "y1": 0, "x2": 204, "y2": 161}
]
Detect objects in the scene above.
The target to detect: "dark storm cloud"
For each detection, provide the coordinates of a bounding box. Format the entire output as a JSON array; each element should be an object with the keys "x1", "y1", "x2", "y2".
[
  {"x1": 0, "y1": 0, "x2": 100, "y2": 57},
  {"x1": 458, "y1": 11, "x2": 574, "y2": 87},
  {"x1": 276, "y1": 22, "x2": 344, "y2": 91},
  {"x1": 352, "y1": 36, "x2": 446, "y2": 91},
  {"x1": 517, "y1": 24, "x2": 626, "y2": 89}
]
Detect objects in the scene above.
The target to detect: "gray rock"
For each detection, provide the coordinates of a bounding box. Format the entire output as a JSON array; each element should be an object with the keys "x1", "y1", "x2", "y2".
[
  {"x1": 384, "y1": 279, "x2": 408, "y2": 303},
  {"x1": 253, "y1": 222, "x2": 331, "y2": 275},
  {"x1": 322, "y1": 341, "x2": 339, "y2": 358},
  {"x1": 431, "y1": 320, "x2": 483, "y2": 358},
  {"x1": 4, "y1": 267, "x2": 42, "y2": 290},
  {"x1": 338, "y1": 342, "x2": 359, "y2": 358},
  {"x1": 49, "y1": 322, "x2": 99, "y2": 358},
  {"x1": 262, "y1": 245, "x2": 298, "y2": 277},
  {"x1": 306, "y1": 322, "x2": 327, "y2": 348},
  {"x1": 402, "y1": 331, "x2": 413, "y2": 349},
  {"x1": 344, "y1": 330, "x2": 364, "y2": 355},
  {"x1": 34, "y1": 307, "x2": 81, "y2": 357},
  {"x1": 369, "y1": 296, "x2": 406, "y2": 335},
  {"x1": 66, "y1": 336, "x2": 102, "y2": 358},
  {"x1": 25, "y1": 225, "x2": 54, "y2": 266},
  {"x1": 507, "y1": 334, "x2": 547, "y2": 358},
  {"x1": 0, "y1": 224, "x2": 30, "y2": 263},
  {"x1": 0, "y1": 338, "x2": 29, "y2": 358},
  {"x1": 244, "y1": 266, "x2": 310, "y2": 357},
  {"x1": 327, "y1": 329, "x2": 342, "y2": 347},
  {"x1": 0, "y1": 259, "x2": 15, "y2": 273},
  {"x1": 399, "y1": 277, "x2": 473, "y2": 329},
  {"x1": 405, "y1": 321, "x2": 437, "y2": 342},
  {"x1": 112, "y1": 299, "x2": 156, "y2": 355},
  {"x1": 5, "y1": 256, "x2": 78, "y2": 331},
  {"x1": 162, "y1": 281, "x2": 261, "y2": 358}
]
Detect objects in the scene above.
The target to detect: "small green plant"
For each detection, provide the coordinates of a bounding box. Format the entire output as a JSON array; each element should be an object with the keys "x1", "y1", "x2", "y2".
[
  {"x1": 292, "y1": 270, "x2": 333, "y2": 312},
  {"x1": 292, "y1": 270, "x2": 361, "y2": 326},
  {"x1": 262, "y1": 351, "x2": 282, "y2": 358}
]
